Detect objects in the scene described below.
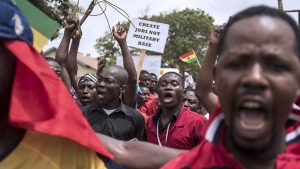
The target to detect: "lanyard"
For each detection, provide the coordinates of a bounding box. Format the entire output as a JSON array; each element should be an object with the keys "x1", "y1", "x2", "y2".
[{"x1": 156, "y1": 119, "x2": 171, "y2": 147}]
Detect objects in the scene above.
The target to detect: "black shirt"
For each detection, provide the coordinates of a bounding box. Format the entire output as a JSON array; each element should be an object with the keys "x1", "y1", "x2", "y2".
[
  {"x1": 83, "y1": 102, "x2": 145, "y2": 141},
  {"x1": 153, "y1": 108, "x2": 180, "y2": 134}
]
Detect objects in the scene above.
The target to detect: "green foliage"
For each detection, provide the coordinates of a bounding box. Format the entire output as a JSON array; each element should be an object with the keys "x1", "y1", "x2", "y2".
[
  {"x1": 94, "y1": 32, "x2": 119, "y2": 65},
  {"x1": 145, "y1": 8, "x2": 214, "y2": 77},
  {"x1": 28, "y1": 0, "x2": 79, "y2": 25},
  {"x1": 94, "y1": 8, "x2": 214, "y2": 77},
  {"x1": 94, "y1": 22, "x2": 130, "y2": 63}
]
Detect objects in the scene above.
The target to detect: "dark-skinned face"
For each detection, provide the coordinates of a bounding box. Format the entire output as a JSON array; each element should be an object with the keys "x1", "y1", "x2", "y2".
[
  {"x1": 158, "y1": 73, "x2": 183, "y2": 108},
  {"x1": 78, "y1": 80, "x2": 97, "y2": 106},
  {"x1": 149, "y1": 74, "x2": 158, "y2": 93},
  {"x1": 47, "y1": 60, "x2": 62, "y2": 79},
  {"x1": 139, "y1": 73, "x2": 151, "y2": 88},
  {"x1": 97, "y1": 67, "x2": 125, "y2": 109},
  {"x1": 216, "y1": 16, "x2": 300, "y2": 151},
  {"x1": 137, "y1": 87, "x2": 150, "y2": 106},
  {"x1": 182, "y1": 90, "x2": 200, "y2": 112}
]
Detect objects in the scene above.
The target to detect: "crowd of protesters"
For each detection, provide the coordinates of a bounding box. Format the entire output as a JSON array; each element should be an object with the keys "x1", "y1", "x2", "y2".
[{"x1": 1, "y1": 0, "x2": 300, "y2": 168}]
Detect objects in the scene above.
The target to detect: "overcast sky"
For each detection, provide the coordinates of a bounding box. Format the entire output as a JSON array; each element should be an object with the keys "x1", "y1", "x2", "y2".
[{"x1": 44, "y1": 0, "x2": 299, "y2": 57}]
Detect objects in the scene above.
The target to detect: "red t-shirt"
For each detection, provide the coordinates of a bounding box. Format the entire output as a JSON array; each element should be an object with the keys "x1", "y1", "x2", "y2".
[
  {"x1": 162, "y1": 140, "x2": 300, "y2": 169},
  {"x1": 139, "y1": 98, "x2": 159, "y2": 116},
  {"x1": 149, "y1": 93, "x2": 157, "y2": 100},
  {"x1": 162, "y1": 105, "x2": 300, "y2": 169},
  {"x1": 146, "y1": 106, "x2": 208, "y2": 149},
  {"x1": 286, "y1": 97, "x2": 300, "y2": 154}
]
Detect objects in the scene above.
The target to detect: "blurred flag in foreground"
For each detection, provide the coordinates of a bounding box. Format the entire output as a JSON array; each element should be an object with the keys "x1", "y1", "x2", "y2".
[{"x1": 15, "y1": 0, "x2": 59, "y2": 51}]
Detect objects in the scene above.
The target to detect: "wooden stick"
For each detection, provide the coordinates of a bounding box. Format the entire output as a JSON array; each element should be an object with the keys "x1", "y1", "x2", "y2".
[
  {"x1": 196, "y1": 56, "x2": 201, "y2": 68},
  {"x1": 278, "y1": 0, "x2": 283, "y2": 11},
  {"x1": 299, "y1": 11, "x2": 300, "y2": 28},
  {"x1": 137, "y1": 49, "x2": 146, "y2": 80},
  {"x1": 193, "y1": 50, "x2": 201, "y2": 68},
  {"x1": 79, "y1": 0, "x2": 96, "y2": 26},
  {"x1": 285, "y1": 9, "x2": 300, "y2": 12}
]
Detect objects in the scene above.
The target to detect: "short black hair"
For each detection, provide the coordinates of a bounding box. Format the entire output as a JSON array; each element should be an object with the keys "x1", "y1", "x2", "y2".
[
  {"x1": 139, "y1": 86, "x2": 149, "y2": 92},
  {"x1": 158, "y1": 72, "x2": 183, "y2": 87},
  {"x1": 149, "y1": 73, "x2": 157, "y2": 77},
  {"x1": 140, "y1": 70, "x2": 149, "y2": 75},
  {"x1": 217, "y1": 5, "x2": 300, "y2": 59}
]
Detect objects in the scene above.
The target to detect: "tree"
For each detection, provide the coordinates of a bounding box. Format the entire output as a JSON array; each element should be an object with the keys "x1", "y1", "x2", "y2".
[
  {"x1": 28, "y1": 0, "x2": 78, "y2": 25},
  {"x1": 94, "y1": 8, "x2": 214, "y2": 77},
  {"x1": 94, "y1": 31, "x2": 120, "y2": 65},
  {"x1": 94, "y1": 22, "x2": 130, "y2": 65},
  {"x1": 28, "y1": 0, "x2": 86, "y2": 40}
]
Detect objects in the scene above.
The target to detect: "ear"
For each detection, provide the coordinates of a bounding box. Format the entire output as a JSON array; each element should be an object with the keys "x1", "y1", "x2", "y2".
[{"x1": 120, "y1": 85, "x2": 127, "y2": 94}]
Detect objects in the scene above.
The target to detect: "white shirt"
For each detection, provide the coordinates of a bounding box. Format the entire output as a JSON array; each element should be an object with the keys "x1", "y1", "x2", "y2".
[{"x1": 103, "y1": 108, "x2": 116, "y2": 116}]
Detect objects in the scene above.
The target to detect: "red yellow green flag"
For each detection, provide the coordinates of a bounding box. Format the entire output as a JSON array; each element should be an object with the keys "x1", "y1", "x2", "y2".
[
  {"x1": 15, "y1": 0, "x2": 60, "y2": 51},
  {"x1": 179, "y1": 51, "x2": 197, "y2": 63}
]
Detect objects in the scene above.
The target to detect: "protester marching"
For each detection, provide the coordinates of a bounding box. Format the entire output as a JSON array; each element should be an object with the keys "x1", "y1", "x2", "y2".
[{"x1": 1, "y1": 0, "x2": 300, "y2": 169}]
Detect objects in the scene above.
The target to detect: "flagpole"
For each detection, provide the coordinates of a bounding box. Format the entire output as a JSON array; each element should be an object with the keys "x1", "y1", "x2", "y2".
[{"x1": 193, "y1": 50, "x2": 201, "y2": 68}]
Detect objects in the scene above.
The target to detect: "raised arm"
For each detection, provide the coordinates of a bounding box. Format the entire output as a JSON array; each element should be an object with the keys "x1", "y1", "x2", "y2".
[
  {"x1": 55, "y1": 20, "x2": 76, "y2": 90},
  {"x1": 97, "y1": 133, "x2": 184, "y2": 169},
  {"x1": 97, "y1": 58, "x2": 106, "y2": 76},
  {"x1": 67, "y1": 25, "x2": 81, "y2": 93},
  {"x1": 195, "y1": 26, "x2": 222, "y2": 113},
  {"x1": 113, "y1": 23, "x2": 137, "y2": 107}
]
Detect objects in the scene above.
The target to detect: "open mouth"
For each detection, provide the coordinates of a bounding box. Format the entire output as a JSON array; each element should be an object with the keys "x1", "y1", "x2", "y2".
[
  {"x1": 238, "y1": 100, "x2": 267, "y2": 131},
  {"x1": 163, "y1": 93, "x2": 174, "y2": 103},
  {"x1": 144, "y1": 98, "x2": 150, "y2": 102},
  {"x1": 97, "y1": 90, "x2": 106, "y2": 99},
  {"x1": 80, "y1": 95, "x2": 90, "y2": 101}
]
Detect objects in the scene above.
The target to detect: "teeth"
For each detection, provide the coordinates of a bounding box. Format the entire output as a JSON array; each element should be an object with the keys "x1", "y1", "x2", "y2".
[
  {"x1": 164, "y1": 95, "x2": 173, "y2": 103},
  {"x1": 241, "y1": 120, "x2": 265, "y2": 130},
  {"x1": 240, "y1": 108, "x2": 266, "y2": 131},
  {"x1": 241, "y1": 101, "x2": 260, "y2": 109}
]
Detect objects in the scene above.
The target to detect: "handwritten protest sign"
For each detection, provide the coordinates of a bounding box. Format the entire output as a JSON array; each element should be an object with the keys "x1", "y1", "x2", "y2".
[{"x1": 127, "y1": 19, "x2": 169, "y2": 53}]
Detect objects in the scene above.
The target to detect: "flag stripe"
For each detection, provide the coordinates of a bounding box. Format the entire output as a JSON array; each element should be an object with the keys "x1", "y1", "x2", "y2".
[
  {"x1": 4, "y1": 40, "x2": 113, "y2": 158},
  {"x1": 179, "y1": 51, "x2": 195, "y2": 60},
  {"x1": 15, "y1": 0, "x2": 59, "y2": 38},
  {"x1": 179, "y1": 51, "x2": 197, "y2": 63},
  {"x1": 180, "y1": 55, "x2": 196, "y2": 62},
  {"x1": 186, "y1": 57, "x2": 197, "y2": 63},
  {"x1": 31, "y1": 27, "x2": 49, "y2": 52}
]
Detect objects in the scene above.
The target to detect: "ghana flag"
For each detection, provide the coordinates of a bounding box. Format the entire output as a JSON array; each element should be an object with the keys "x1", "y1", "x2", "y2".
[
  {"x1": 15, "y1": 0, "x2": 59, "y2": 51},
  {"x1": 179, "y1": 50, "x2": 197, "y2": 63}
]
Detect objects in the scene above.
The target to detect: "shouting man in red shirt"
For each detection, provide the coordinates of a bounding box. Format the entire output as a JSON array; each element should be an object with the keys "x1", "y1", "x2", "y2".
[
  {"x1": 146, "y1": 72, "x2": 208, "y2": 149},
  {"x1": 163, "y1": 6, "x2": 300, "y2": 169}
]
